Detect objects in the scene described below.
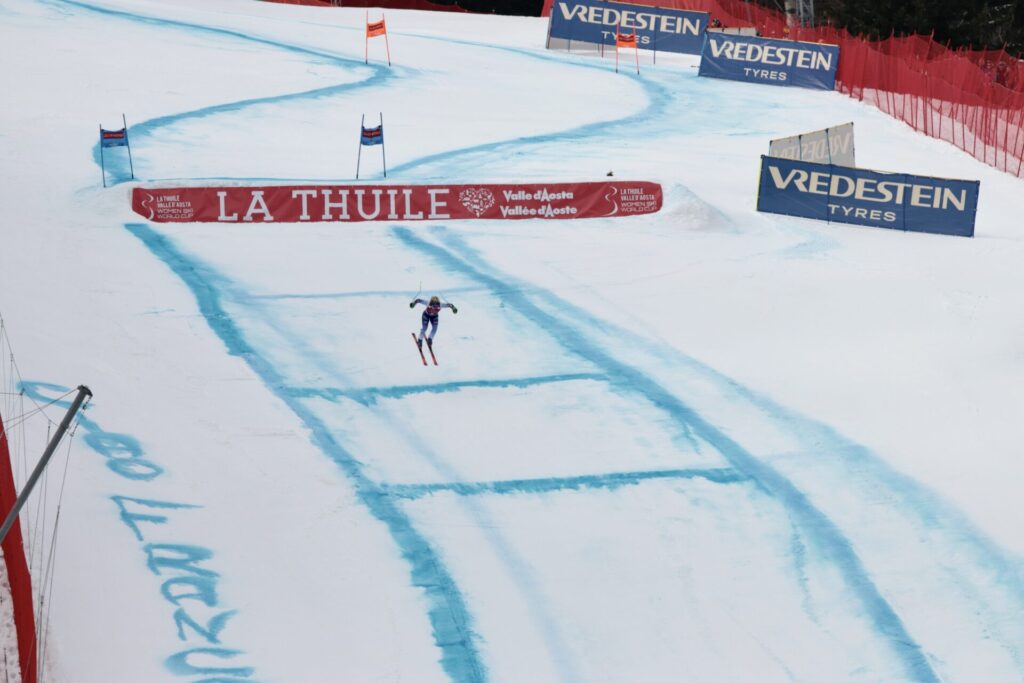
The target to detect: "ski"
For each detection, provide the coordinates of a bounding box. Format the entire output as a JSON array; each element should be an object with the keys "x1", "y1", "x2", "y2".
[
  {"x1": 426, "y1": 340, "x2": 438, "y2": 366},
  {"x1": 411, "y1": 333, "x2": 427, "y2": 366}
]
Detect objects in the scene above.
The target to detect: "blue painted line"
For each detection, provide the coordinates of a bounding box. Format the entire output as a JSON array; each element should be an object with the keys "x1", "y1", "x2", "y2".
[
  {"x1": 385, "y1": 467, "x2": 748, "y2": 500},
  {"x1": 392, "y1": 226, "x2": 942, "y2": 683},
  {"x1": 52, "y1": 0, "x2": 358, "y2": 64},
  {"x1": 50, "y1": 0, "x2": 397, "y2": 185},
  {"x1": 389, "y1": 70, "x2": 672, "y2": 178},
  {"x1": 124, "y1": 223, "x2": 487, "y2": 683},
  {"x1": 284, "y1": 372, "x2": 607, "y2": 405}
]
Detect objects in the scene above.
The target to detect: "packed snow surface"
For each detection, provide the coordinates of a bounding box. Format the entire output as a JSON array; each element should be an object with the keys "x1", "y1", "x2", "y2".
[{"x1": 1, "y1": 0, "x2": 1022, "y2": 681}]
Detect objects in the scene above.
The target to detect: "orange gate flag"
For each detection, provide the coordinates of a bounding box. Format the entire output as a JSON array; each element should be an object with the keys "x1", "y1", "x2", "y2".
[
  {"x1": 616, "y1": 31, "x2": 636, "y2": 48},
  {"x1": 365, "y1": 12, "x2": 392, "y2": 66},
  {"x1": 614, "y1": 24, "x2": 640, "y2": 75}
]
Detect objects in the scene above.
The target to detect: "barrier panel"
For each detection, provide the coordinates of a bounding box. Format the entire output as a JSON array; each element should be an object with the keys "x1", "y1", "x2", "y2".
[
  {"x1": 769, "y1": 122, "x2": 855, "y2": 166},
  {"x1": 699, "y1": 33, "x2": 839, "y2": 90},
  {"x1": 707, "y1": 26, "x2": 757, "y2": 36},
  {"x1": 132, "y1": 181, "x2": 663, "y2": 223},
  {"x1": 547, "y1": 0, "x2": 707, "y2": 54},
  {"x1": 757, "y1": 156, "x2": 979, "y2": 237}
]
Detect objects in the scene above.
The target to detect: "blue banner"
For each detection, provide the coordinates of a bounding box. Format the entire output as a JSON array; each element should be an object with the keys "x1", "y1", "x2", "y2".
[
  {"x1": 548, "y1": 0, "x2": 707, "y2": 55},
  {"x1": 100, "y1": 127, "x2": 128, "y2": 148},
  {"x1": 699, "y1": 33, "x2": 838, "y2": 90},
  {"x1": 361, "y1": 125, "x2": 383, "y2": 146},
  {"x1": 757, "y1": 156, "x2": 979, "y2": 237}
]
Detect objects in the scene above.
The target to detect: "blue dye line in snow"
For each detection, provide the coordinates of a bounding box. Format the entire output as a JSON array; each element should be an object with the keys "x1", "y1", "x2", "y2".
[
  {"x1": 392, "y1": 226, "x2": 942, "y2": 683},
  {"x1": 61, "y1": 0, "x2": 675, "y2": 191},
  {"x1": 331, "y1": 28, "x2": 676, "y2": 179},
  {"x1": 389, "y1": 70, "x2": 673, "y2": 177},
  {"x1": 52, "y1": 0, "x2": 358, "y2": 64},
  {"x1": 434, "y1": 229, "x2": 1024, "y2": 672},
  {"x1": 284, "y1": 372, "x2": 606, "y2": 405},
  {"x1": 123, "y1": 223, "x2": 487, "y2": 683},
  {"x1": 50, "y1": 0, "x2": 397, "y2": 185},
  {"x1": 385, "y1": 467, "x2": 748, "y2": 500}
]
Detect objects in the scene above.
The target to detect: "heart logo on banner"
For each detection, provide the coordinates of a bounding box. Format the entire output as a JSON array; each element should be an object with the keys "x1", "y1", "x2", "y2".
[
  {"x1": 140, "y1": 192, "x2": 156, "y2": 220},
  {"x1": 459, "y1": 188, "x2": 495, "y2": 217}
]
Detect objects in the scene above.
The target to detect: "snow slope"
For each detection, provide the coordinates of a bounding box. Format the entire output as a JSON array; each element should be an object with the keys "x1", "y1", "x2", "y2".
[{"x1": 0, "y1": 0, "x2": 1022, "y2": 681}]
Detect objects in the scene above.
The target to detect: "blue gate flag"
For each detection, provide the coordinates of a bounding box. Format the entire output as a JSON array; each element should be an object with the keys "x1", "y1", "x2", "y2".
[
  {"x1": 100, "y1": 127, "x2": 128, "y2": 148},
  {"x1": 361, "y1": 125, "x2": 383, "y2": 146},
  {"x1": 756, "y1": 156, "x2": 979, "y2": 237},
  {"x1": 548, "y1": 0, "x2": 707, "y2": 55},
  {"x1": 699, "y1": 33, "x2": 839, "y2": 90}
]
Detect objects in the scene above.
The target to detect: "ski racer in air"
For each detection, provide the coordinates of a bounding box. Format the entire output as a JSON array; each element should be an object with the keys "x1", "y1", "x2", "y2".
[{"x1": 410, "y1": 295, "x2": 458, "y2": 352}]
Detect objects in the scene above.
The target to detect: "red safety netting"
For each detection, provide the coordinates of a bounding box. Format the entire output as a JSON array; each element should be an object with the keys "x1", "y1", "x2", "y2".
[
  {"x1": 541, "y1": 0, "x2": 1024, "y2": 177},
  {"x1": 786, "y1": 26, "x2": 1024, "y2": 177},
  {"x1": 0, "y1": 413, "x2": 37, "y2": 683}
]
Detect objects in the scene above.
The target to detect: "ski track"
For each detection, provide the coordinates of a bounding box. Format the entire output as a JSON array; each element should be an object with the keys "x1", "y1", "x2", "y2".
[{"x1": 41, "y1": 0, "x2": 1023, "y2": 679}]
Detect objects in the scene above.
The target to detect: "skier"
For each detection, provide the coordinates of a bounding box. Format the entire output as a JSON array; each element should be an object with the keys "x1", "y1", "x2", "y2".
[{"x1": 410, "y1": 295, "x2": 458, "y2": 352}]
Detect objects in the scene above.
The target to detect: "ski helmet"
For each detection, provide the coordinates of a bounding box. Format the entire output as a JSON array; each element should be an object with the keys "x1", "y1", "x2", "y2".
[{"x1": 430, "y1": 296, "x2": 440, "y2": 305}]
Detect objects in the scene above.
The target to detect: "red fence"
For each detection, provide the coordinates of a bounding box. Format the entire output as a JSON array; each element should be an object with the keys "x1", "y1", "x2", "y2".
[
  {"x1": 0, "y1": 413, "x2": 37, "y2": 683},
  {"x1": 786, "y1": 26, "x2": 1024, "y2": 177},
  {"x1": 542, "y1": 0, "x2": 1024, "y2": 177}
]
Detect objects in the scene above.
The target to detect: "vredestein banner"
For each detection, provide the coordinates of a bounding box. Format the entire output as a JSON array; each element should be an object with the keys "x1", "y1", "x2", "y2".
[
  {"x1": 699, "y1": 33, "x2": 839, "y2": 90},
  {"x1": 131, "y1": 181, "x2": 663, "y2": 223},
  {"x1": 548, "y1": 0, "x2": 708, "y2": 54},
  {"x1": 756, "y1": 156, "x2": 980, "y2": 237}
]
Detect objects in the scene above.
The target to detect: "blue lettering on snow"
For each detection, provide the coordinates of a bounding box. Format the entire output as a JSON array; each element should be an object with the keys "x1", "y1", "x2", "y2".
[
  {"x1": 174, "y1": 608, "x2": 238, "y2": 644},
  {"x1": 112, "y1": 495, "x2": 200, "y2": 542},
  {"x1": 145, "y1": 544, "x2": 220, "y2": 578},
  {"x1": 165, "y1": 647, "x2": 255, "y2": 678},
  {"x1": 19, "y1": 380, "x2": 164, "y2": 480},
  {"x1": 162, "y1": 575, "x2": 220, "y2": 607},
  {"x1": 15, "y1": 382, "x2": 256, "y2": 675}
]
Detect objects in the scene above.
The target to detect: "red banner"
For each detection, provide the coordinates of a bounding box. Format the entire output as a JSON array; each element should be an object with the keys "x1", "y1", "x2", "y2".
[
  {"x1": 366, "y1": 20, "x2": 386, "y2": 37},
  {"x1": 131, "y1": 181, "x2": 663, "y2": 223}
]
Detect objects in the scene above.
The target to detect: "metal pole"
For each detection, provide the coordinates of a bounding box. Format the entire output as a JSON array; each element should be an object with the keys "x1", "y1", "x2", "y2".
[
  {"x1": 634, "y1": 28, "x2": 640, "y2": 75},
  {"x1": 99, "y1": 125, "x2": 107, "y2": 188},
  {"x1": 380, "y1": 112, "x2": 387, "y2": 178},
  {"x1": 356, "y1": 114, "x2": 364, "y2": 179},
  {"x1": 0, "y1": 385, "x2": 91, "y2": 546},
  {"x1": 123, "y1": 113, "x2": 135, "y2": 180}
]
